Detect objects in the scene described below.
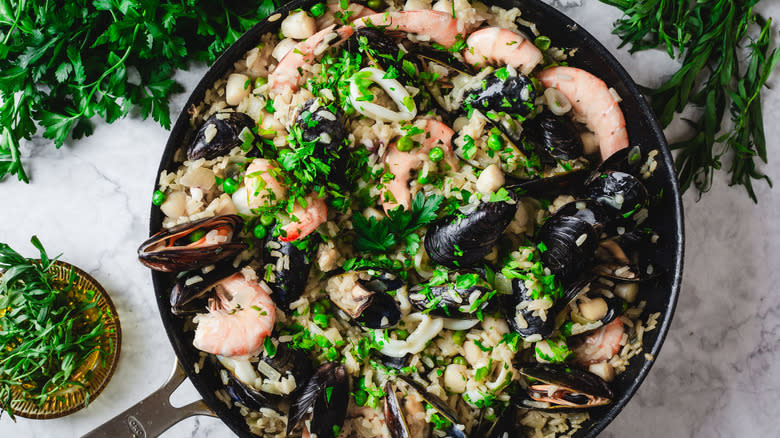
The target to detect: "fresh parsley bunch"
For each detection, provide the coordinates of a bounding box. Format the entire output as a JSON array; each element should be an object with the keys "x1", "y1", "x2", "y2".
[
  {"x1": 601, "y1": 0, "x2": 780, "y2": 201},
  {"x1": 0, "y1": 0, "x2": 281, "y2": 183}
]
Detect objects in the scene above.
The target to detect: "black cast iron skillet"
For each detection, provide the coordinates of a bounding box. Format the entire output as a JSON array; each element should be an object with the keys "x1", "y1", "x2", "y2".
[{"x1": 89, "y1": 1, "x2": 684, "y2": 436}]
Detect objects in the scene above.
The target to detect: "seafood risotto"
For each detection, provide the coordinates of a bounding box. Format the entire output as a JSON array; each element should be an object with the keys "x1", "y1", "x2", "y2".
[{"x1": 138, "y1": 1, "x2": 664, "y2": 437}]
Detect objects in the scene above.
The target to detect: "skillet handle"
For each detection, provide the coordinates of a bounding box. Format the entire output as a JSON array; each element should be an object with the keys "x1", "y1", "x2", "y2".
[{"x1": 82, "y1": 359, "x2": 215, "y2": 438}]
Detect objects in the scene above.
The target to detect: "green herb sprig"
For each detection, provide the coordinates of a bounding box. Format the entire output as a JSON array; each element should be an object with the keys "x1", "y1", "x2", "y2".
[
  {"x1": 600, "y1": 0, "x2": 780, "y2": 201},
  {"x1": 0, "y1": 236, "x2": 110, "y2": 419},
  {"x1": 352, "y1": 191, "x2": 444, "y2": 253},
  {"x1": 0, "y1": 0, "x2": 281, "y2": 183}
]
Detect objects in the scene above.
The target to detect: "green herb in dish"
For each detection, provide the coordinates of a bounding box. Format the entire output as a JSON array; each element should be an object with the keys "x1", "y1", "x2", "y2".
[{"x1": 0, "y1": 237, "x2": 112, "y2": 419}]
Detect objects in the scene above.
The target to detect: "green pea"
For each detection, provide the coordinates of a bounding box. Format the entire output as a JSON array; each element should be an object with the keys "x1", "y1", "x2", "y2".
[
  {"x1": 311, "y1": 302, "x2": 325, "y2": 315},
  {"x1": 253, "y1": 224, "x2": 267, "y2": 240},
  {"x1": 534, "y1": 35, "x2": 551, "y2": 51},
  {"x1": 314, "y1": 313, "x2": 329, "y2": 328},
  {"x1": 353, "y1": 389, "x2": 368, "y2": 406},
  {"x1": 188, "y1": 229, "x2": 206, "y2": 243},
  {"x1": 260, "y1": 212, "x2": 275, "y2": 227},
  {"x1": 452, "y1": 356, "x2": 467, "y2": 365},
  {"x1": 367, "y1": 0, "x2": 384, "y2": 9},
  {"x1": 417, "y1": 174, "x2": 430, "y2": 185},
  {"x1": 395, "y1": 329, "x2": 409, "y2": 340},
  {"x1": 310, "y1": 3, "x2": 326, "y2": 17},
  {"x1": 254, "y1": 77, "x2": 268, "y2": 88},
  {"x1": 222, "y1": 177, "x2": 239, "y2": 194},
  {"x1": 397, "y1": 136, "x2": 414, "y2": 152},
  {"x1": 487, "y1": 133, "x2": 503, "y2": 151},
  {"x1": 152, "y1": 190, "x2": 166, "y2": 206},
  {"x1": 452, "y1": 330, "x2": 466, "y2": 345},
  {"x1": 429, "y1": 146, "x2": 444, "y2": 162}
]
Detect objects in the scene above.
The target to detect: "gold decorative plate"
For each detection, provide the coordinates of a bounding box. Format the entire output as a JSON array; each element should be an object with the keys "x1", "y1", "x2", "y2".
[{"x1": 4, "y1": 260, "x2": 122, "y2": 419}]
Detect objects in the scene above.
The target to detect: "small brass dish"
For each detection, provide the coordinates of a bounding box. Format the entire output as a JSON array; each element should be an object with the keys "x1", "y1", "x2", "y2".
[{"x1": 3, "y1": 260, "x2": 121, "y2": 419}]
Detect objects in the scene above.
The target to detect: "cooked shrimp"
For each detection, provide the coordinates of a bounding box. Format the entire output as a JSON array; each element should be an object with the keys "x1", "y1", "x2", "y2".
[
  {"x1": 574, "y1": 318, "x2": 624, "y2": 365},
  {"x1": 354, "y1": 10, "x2": 461, "y2": 47},
  {"x1": 280, "y1": 193, "x2": 328, "y2": 242},
  {"x1": 463, "y1": 27, "x2": 543, "y2": 75},
  {"x1": 244, "y1": 158, "x2": 287, "y2": 210},
  {"x1": 536, "y1": 66, "x2": 628, "y2": 160},
  {"x1": 269, "y1": 24, "x2": 354, "y2": 93},
  {"x1": 382, "y1": 119, "x2": 457, "y2": 213},
  {"x1": 193, "y1": 273, "x2": 276, "y2": 358}
]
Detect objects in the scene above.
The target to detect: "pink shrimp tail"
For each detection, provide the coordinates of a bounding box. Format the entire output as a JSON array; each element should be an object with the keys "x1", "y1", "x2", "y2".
[
  {"x1": 536, "y1": 66, "x2": 628, "y2": 161},
  {"x1": 269, "y1": 24, "x2": 354, "y2": 93},
  {"x1": 354, "y1": 11, "x2": 461, "y2": 47},
  {"x1": 280, "y1": 195, "x2": 328, "y2": 242}
]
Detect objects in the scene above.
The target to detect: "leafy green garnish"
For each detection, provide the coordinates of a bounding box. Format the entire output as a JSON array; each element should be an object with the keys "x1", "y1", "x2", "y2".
[
  {"x1": 0, "y1": 0, "x2": 283, "y2": 184},
  {"x1": 600, "y1": 0, "x2": 780, "y2": 202},
  {"x1": 352, "y1": 191, "x2": 444, "y2": 253},
  {"x1": 0, "y1": 236, "x2": 112, "y2": 419}
]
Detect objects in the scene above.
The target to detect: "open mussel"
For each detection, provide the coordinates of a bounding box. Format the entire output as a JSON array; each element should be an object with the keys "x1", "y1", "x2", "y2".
[
  {"x1": 523, "y1": 111, "x2": 584, "y2": 162},
  {"x1": 409, "y1": 270, "x2": 495, "y2": 317},
  {"x1": 224, "y1": 367, "x2": 274, "y2": 411},
  {"x1": 384, "y1": 376, "x2": 467, "y2": 438},
  {"x1": 593, "y1": 234, "x2": 659, "y2": 282},
  {"x1": 170, "y1": 262, "x2": 238, "y2": 315},
  {"x1": 516, "y1": 364, "x2": 613, "y2": 410},
  {"x1": 138, "y1": 215, "x2": 247, "y2": 272},
  {"x1": 424, "y1": 200, "x2": 517, "y2": 269},
  {"x1": 259, "y1": 342, "x2": 315, "y2": 392},
  {"x1": 187, "y1": 112, "x2": 256, "y2": 160},
  {"x1": 288, "y1": 362, "x2": 349, "y2": 438},
  {"x1": 325, "y1": 270, "x2": 402, "y2": 329},
  {"x1": 263, "y1": 233, "x2": 318, "y2": 312},
  {"x1": 462, "y1": 69, "x2": 535, "y2": 117}
]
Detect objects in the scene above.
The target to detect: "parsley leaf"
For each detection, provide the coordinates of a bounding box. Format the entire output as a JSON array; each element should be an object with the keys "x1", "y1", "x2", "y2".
[{"x1": 352, "y1": 192, "x2": 443, "y2": 253}]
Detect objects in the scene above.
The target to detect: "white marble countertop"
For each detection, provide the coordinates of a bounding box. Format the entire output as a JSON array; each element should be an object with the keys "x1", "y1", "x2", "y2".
[{"x1": 1, "y1": 1, "x2": 779, "y2": 437}]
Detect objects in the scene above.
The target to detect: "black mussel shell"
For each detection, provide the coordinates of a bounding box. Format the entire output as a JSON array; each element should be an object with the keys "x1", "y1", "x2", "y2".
[
  {"x1": 424, "y1": 200, "x2": 517, "y2": 269},
  {"x1": 187, "y1": 112, "x2": 256, "y2": 160},
  {"x1": 261, "y1": 342, "x2": 315, "y2": 389},
  {"x1": 516, "y1": 364, "x2": 613, "y2": 410},
  {"x1": 538, "y1": 213, "x2": 599, "y2": 283},
  {"x1": 506, "y1": 169, "x2": 589, "y2": 199},
  {"x1": 224, "y1": 368, "x2": 274, "y2": 411},
  {"x1": 548, "y1": 200, "x2": 615, "y2": 237},
  {"x1": 170, "y1": 263, "x2": 237, "y2": 315},
  {"x1": 326, "y1": 271, "x2": 402, "y2": 329},
  {"x1": 586, "y1": 170, "x2": 649, "y2": 219},
  {"x1": 263, "y1": 233, "x2": 318, "y2": 312},
  {"x1": 474, "y1": 403, "x2": 518, "y2": 438},
  {"x1": 375, "y1": 352, "x2": 413, "y2": 370},
  {"x1": 503, "y1": 277, "x2": 555, "y2": 340},
  {"x1": 288, "y1": 362, "x2": 349, "y2": 438},
  {"x1": 408, "y1": 44, "x2": 473, "y2": 75},
  {"x1": 384, "y1": 376, "x2": 467, "y2": 438},
  {"x1": 593, "y1": 234, "x2": 660, "y2": 282},
  {"x1": 463, "y1": 71, "x2": 535, "y2": 117},
  {"x1": 409, "y1": 270, "x2": 494, "y2": 317},
  {"x1": 523, "y1": 112, "x2": 584, "y2": 162},
  {"x1": 294, "y1": 98, "x2": 349, "y2": 186},
  {"x1": 138, "y1": 215, "x2": 247, "y2": 272},
  {"x1": 569, "y1": 283, "x2": 626, "y2": 329},
  {"x1": 590, "y1": 145, "x2": 643, "y2": 177}
]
